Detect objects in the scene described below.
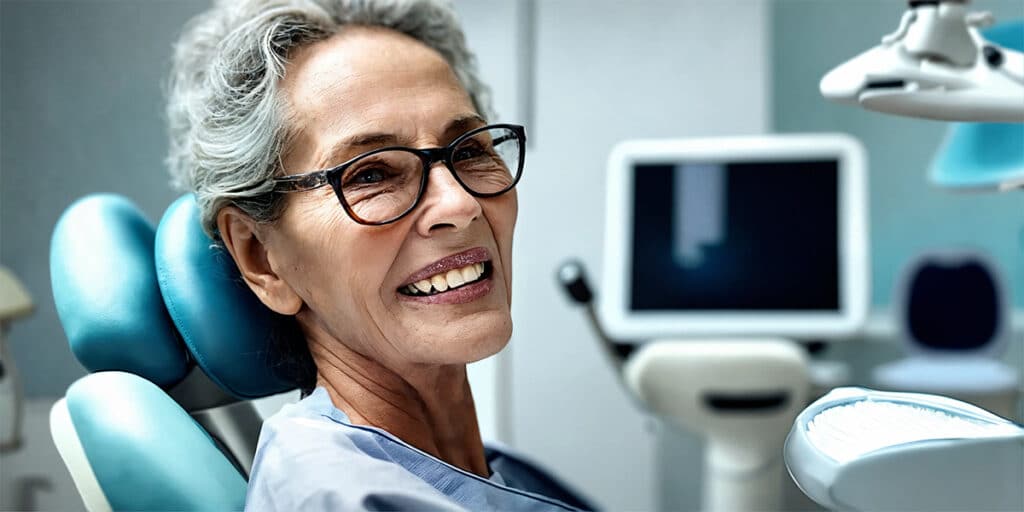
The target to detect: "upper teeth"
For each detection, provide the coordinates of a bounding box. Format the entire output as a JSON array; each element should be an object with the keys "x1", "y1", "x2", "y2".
[{"x1": 406, "y1": 262, "x2": 485, "y2": 295}]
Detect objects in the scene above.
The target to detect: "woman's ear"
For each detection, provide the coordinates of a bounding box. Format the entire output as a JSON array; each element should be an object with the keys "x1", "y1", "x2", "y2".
[{"x1": 217, "y1": 206, "x2": 303, "y2": 315}]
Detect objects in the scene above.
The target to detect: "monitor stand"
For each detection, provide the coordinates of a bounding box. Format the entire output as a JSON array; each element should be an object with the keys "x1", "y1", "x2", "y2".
[
  {"x1": 625, "y1": 340, "x2": 809, "y2": 512},
  {"x1": 558, "y1": 261, "x2": 810, "y2": 512}
]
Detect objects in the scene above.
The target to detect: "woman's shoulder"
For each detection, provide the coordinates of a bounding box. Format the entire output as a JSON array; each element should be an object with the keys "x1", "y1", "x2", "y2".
[
  {"x1": 253, "y1": 387, "x2": 376, "y2": 461},
  {"x1": 260, "y1": 387, "x2": 345, "y2": 429}
]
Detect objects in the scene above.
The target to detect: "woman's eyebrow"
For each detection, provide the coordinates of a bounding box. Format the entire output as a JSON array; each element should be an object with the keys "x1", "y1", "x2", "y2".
[
  {"x1": 317, "y1": 114, "x2": 487, "y2": 169},
  {"x1": 442, "y1": 114, "x2": 487, "y2": 139},
  {"x1": 317, "y1": 133, "x2": 400, "y2": 168}
]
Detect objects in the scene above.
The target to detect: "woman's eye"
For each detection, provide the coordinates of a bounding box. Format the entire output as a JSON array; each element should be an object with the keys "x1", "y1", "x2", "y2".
[
  {"x1": 347, "y1": 167, "x2": 389, "y2": 185},
  {"x1": 454, "y1": 144, "x2": 489, "y2": 162}
]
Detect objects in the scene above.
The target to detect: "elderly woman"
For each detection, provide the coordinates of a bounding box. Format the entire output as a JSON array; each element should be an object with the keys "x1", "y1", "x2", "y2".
[{"x1": 166, "y1": 0, "x2": 590, "y2": 510}]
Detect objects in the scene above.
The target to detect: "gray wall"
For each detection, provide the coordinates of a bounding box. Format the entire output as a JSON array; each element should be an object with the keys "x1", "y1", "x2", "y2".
[
  {"x1": 1, "y1": 0, "x2": 208, "y2": 397},
  {"x1": 1, "y1": 3, "x2": 205, "y2": 509}
]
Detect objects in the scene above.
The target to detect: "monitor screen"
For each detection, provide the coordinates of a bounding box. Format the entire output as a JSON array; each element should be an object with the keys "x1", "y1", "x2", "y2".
[
  {"x1": 630, "y1": 160, "x2": 840, "y2": 312},
  {"x1": 601, "y1": 134, "x2": 867, "y2": 340}
]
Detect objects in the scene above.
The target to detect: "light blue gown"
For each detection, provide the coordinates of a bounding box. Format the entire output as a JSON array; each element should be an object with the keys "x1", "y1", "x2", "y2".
[{"x1": 245, "y1": 387, "x2": 592, "y2": 511}]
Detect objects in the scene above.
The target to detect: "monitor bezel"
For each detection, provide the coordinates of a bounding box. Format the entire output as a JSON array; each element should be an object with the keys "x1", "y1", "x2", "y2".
[{"x1": 600, "y1": 133, "x2": 869, "y2": 341}]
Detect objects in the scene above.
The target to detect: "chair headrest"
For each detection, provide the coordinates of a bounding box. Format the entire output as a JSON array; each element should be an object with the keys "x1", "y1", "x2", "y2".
[
  {"x1": 51, "y1": 194, "x2": 293, "y2": 398},
  {"x1": 155, "y1": 194, "x2": 291, "y2": 398},
  {"x1": 51, "y1": 195, "x2": 190, "y2": 387}
]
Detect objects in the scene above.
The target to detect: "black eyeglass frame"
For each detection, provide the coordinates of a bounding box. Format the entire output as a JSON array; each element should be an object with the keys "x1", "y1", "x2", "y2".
[{"x1": 273, "y1": 123, "x2": 526, "y2": 226}]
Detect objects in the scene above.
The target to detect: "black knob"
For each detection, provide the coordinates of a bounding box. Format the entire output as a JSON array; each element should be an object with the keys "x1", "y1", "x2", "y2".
[
  {"x1": 556, "y1": 260, "x2": 593, "y2": 304},
  {"x1": 983, "y1": 45, "x2": 1004, "y2": 68}
]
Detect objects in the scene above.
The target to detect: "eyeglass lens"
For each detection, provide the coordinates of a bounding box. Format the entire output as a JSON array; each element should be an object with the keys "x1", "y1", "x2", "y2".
[{"x1": 338, "y1": 126, "x2": 521, "y2": 224}]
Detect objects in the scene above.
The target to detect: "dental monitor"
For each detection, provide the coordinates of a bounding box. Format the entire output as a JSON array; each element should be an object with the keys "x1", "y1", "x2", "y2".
[{"x1": 600, "y1": 134, "x2": 868, "y2": 342}]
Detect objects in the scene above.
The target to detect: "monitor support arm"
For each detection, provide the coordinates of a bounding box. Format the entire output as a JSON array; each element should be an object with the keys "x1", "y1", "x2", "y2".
[
  {"x1": 556, "y1": 260, "x2": 632, "y2": 372},
  {"x1": 556, "y1": 260, "x2": 810, "y2": 512}
]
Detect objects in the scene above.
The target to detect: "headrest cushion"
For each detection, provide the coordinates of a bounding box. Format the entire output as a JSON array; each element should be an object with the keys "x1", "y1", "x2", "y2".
[
  {"x1": 155, "y1": 194, "x2": 292, "y2": 398},
  {"x1": 50, "y1": 195, "x2": 190, "y2": 386}
]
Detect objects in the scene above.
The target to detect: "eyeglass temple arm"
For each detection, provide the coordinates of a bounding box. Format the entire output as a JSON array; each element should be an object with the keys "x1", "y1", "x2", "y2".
[{"x1": 272, "y1": 172, "x2": 331, "y2": 192}]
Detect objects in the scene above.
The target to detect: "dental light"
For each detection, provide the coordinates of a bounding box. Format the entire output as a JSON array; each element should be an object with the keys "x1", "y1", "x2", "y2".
[
  {"x1": 785, "y1": 387, "x2": 1024, "y2": 511},
  {"x1": 820, "y1": 1, "x2": 1024, "y2": 123}
]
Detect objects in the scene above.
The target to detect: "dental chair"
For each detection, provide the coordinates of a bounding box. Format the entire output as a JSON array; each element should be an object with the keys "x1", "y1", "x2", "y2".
[
  {"x1": 49, "y1": 193, "x2": 293, "y2": 511},
  {"x1": 49, "y1": 194, "x2": 593, "y2": 512}
]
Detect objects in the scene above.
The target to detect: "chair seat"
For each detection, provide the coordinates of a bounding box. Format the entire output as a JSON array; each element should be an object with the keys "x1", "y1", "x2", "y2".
[{"x1": 873, "y1": 356, "x2": 1018, "y2": 395}]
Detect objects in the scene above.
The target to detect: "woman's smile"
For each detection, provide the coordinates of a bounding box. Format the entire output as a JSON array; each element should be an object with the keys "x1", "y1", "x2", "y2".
[{"x1": 396, "y1": 246, "x2": 495, "y2": 305}]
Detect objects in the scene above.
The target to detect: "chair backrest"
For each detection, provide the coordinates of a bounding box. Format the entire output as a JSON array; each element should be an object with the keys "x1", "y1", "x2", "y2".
[
  {"x1": 897, "y1": 249, "x2": 1008, "y2": 357},
  {"x1": 49, "y1": 193, "x2": 292, "y2": 511}
]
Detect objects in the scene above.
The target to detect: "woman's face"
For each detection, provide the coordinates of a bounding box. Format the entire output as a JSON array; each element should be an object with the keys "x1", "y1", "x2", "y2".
[{"x1": 263, "y1": 27, "x2": 516, "y2": 368}]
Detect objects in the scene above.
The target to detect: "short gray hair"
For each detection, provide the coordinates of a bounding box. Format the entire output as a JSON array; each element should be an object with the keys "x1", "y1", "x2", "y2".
[{"x1": 166, "y1": 0, "x2": 493, "y2": 239}]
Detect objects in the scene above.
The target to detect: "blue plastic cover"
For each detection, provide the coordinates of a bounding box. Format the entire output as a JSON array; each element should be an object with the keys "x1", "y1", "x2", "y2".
[
  {"x1": 155, "y1": 194, "x2": 292, "y2": 399},
  {"x1": 50, "y1": 195, "x2": 189, "y2": 387},
  {"x1": 66, "y1": 371, "x2": 247, "y2": 510},
  {"x1": 930, "y1": 21, "x2": 1024, "y2": 189}
]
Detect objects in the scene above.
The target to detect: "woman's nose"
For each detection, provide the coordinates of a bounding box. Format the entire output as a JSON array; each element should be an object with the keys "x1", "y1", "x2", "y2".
[{"x1": 415, "y1": 162, "x2": 482, "y2": 236}]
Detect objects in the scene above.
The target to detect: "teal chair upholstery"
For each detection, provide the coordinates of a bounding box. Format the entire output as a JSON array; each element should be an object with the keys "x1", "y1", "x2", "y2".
[
  {"x1": 53, "y1": 372, "x2": 248, "y2": 511},
  {"x1": 49, "y1": 193, "x2": 288, "y2": 511}
]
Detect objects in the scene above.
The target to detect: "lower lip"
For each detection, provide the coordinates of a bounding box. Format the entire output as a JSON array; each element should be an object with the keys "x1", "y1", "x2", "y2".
[{"x1": 398, "y1": 276, "x2": 494, "y2": 305}]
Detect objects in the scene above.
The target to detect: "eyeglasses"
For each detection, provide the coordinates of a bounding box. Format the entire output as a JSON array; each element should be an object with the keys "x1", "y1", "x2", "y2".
[{"x1": 273, "y1": 124, "x2": 526, "y2": 225}]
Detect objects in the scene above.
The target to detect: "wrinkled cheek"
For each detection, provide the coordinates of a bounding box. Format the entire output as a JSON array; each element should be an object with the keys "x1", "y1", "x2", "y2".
[
  {"x1": 490, "y1": 203, "x2": 517, "y2": 305},
  {"x1": 505, "y1": 194, "x2": 519, "y2": 299}
]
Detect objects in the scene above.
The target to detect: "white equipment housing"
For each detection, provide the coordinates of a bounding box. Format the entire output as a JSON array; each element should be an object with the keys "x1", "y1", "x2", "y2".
[{"x1": 820, "y1": 1, "x2": 1024, "y2": 123}]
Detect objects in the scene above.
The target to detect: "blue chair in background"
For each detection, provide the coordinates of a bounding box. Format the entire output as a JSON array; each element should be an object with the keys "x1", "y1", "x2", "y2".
[{"x1": 873, "y1": 249, "x2": 1019, "y2": 420}]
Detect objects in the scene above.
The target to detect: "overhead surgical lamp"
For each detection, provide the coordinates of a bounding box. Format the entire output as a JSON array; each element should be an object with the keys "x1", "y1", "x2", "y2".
[
  {"x1": 821, "y1": 0, "x2": 1024, "y2": 123},
  {"x1": 929, "y1": 20, "x2": 1024, "y2": 191}
]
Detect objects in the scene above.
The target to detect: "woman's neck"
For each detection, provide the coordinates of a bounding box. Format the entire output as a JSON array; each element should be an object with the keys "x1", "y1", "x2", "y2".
[{"x1": 308, "y1": 336, "x2": 490, "y2": 478}]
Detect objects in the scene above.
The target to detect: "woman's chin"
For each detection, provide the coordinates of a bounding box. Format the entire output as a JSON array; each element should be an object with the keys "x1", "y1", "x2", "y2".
[
  {"x1": 464, "y1": 330, "x2": 511, "y2": 363},
  {"x1": 405, "y1": 315, "x2": 512, "y2": 365}
]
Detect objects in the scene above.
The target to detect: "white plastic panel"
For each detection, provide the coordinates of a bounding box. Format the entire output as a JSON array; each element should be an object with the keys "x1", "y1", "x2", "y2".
[{"x1": 48, "y1": 399, "x2": 113, "y2": 512}]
